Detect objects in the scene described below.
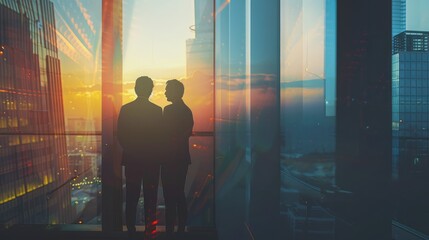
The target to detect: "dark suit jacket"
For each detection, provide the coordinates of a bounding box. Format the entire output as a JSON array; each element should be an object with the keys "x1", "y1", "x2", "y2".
[
  {"x1": 117, "y1": 97, "x2": 163, "y2": 166},
  {"x1": 163, "y1": 99, "x2": 194, "y2": 165}
]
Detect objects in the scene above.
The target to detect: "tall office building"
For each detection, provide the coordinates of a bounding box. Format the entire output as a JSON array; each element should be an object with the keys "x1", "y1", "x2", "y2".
[
  {"x1": 186, "y1": 0, "x2": 213, "y2": 77},
  {"x1": 392, "y1": 0, "x2": 406, "y2": 37},
  {"x1": 393, "y1": 31, "x2": 429, "y2": 54},
  {"x1": 0, "y1": 0, "x2": 71, "y2": 224},
  {"x1": 184, "y1": 0, "x2": 215, "y2": 226},
  {"x1": 392, "y1": 29, "x2": 429, "y2": 233},
  {"x1": 392, "y1": 30, "x2": 429, "y2": 180}
]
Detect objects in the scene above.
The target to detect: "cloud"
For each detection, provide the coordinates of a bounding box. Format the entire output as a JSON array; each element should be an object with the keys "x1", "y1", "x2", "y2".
[{"x1": 281, "y1": 79, "x2": 324, "y2": 89}]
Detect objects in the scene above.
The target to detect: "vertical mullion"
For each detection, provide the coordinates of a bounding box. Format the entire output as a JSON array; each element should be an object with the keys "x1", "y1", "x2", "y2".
[{"x1": 101, "y1": 0, "x2": 123, "y2": 232}]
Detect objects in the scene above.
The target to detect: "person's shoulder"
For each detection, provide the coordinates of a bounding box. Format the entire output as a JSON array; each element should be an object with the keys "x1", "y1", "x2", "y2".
[
  {"x1": 120, "y1": 101, "x2": 135, "y2": 111},
  {"x1": 148, "y1": 101, "x2": 162, "y2": 111},
  {"x1": 183, "y1": 102, "x2": 192, "y2": 113}
]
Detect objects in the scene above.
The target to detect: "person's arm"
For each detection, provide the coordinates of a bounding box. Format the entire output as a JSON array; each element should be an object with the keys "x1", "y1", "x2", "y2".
[
  {"x1": 173, "y1": 107, "x2": 193, "y2": 139},
  {"x1": 185, "y1": 109, "x2": 194, "y2": 138}
]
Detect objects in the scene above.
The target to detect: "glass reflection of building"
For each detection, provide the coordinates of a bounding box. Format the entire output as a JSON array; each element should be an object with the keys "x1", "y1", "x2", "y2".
[
  {"x1": 280, "y1": 1, "x2": 336, "y2": 239},
  {"x1": 187, "y1": 0, "x2": 213, "y2": 78},
  {"x1": 280, "y1": 0, "x2": 336, "y2": 186},
  {"x1": 392, "y1": 0, "x2": 406, "y2": 37},
  {"x1": 392, "y1": 30, "x2": 429, "y2": 179},
  {"x1": 1, "y1": 0, "x2": 429, "y2": 239},
  {"x1": 0, "y1": 0, "x2": 71, "y2": 224},
  {"x1": 51, "y1": 0, "x2": 103, "y2": 225},
  {"x1": 184, "y1": 0, "x2": 215, "y2": 227},
  {"x1": 186, "y1": 0, "x2": 214, "y2": 131},
  {"x1": 392, "y1": 30, "x2": 429, "y2": 234}
]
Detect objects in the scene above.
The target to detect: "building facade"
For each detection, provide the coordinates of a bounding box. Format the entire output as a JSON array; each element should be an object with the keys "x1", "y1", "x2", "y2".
[
  {"x1": 393, "y1": 31, "x2": 429, "y2": 54},
  {"x1": 392, "y1": 0, "x2": 406, "y2": 37},
  {"x1": 0, "y1": 0, "x2": 71, "y2": 224},
  {"x1": 392, "y1": 30, "x2": 429, "y2": 233},
  {"x1": 392, "y1": 31, "x2": 429, "y2": 180}
]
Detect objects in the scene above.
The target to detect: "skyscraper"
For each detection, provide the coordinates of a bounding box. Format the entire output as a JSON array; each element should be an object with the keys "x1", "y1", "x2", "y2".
[
  {"x1": 0, "y1": 0, "x2": 71, "y2": 224},
  {"x1": 184, "y1": 0, "x2": 215, "y2": 227},
  {"x1": 392, "y1": 30, "x2": 429, "y2": 180},
  {"x1": 186, "y1": 0, "x2": 213, "y2": 78},
  {"x1": 393, "y1": 31, "x2": 429, "y2": 54},
  {"x1": 392, "y1": 0, "x2": 406, "y2": 37},
  {"x1": 392, "y1": 30, "x2": 429, "y2": 233}
]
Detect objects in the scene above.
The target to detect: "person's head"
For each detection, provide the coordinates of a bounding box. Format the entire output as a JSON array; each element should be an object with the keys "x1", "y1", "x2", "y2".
[
  {"x1": 165, "y1": 79, "x2": 184, "y2": 102},
  {"x1": 135, "y1": 76, "x2": 153, "y2": 98}
]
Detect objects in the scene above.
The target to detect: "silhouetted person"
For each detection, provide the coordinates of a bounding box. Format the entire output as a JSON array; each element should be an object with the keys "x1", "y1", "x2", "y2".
[
  {"x1": 161, "y1": 79, "x2": 194, "y2": 236},
  {"x1": 117, "y1": 76, "x2": 162, "y2": 240}
]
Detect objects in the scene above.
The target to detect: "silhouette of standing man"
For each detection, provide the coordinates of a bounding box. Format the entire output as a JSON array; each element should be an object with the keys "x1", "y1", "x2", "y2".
[
  {"x1": 117, "y1": 76, "x2": 162, "y2": 240},
  {"x1": 161, "y1": 80, "x2": 194, "y2": 235}
]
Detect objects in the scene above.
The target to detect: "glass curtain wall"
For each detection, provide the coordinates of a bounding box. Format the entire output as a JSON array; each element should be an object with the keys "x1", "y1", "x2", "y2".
[
  {"x1": 280, "y1": 0, "x2": 336, "y2": 239},
  {"x1": 5, "y1": 1, "x2": 429, "y2": 238},
  {"x1": 392, "y1": 0, "x2": 429, "y2": 236},
  {"x1": 214, "y1": 0, "x2": 252, "y2": 237},
  {"x1": 215, "y1": 0, "x2": 281, "y2": 238},
  {"x1": 0, "y1": 0, "x2": 102, "y2": 226}
]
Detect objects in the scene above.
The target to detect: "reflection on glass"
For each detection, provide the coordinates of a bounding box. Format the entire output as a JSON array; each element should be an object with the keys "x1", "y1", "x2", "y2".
[
  {"x1": 392, "y1": 0, "x2": 429, "y2": 235},
  {"x1": 66, "y1": 135, "x2": 101, "y2": 224},
  {"x1": 281, "y1": 0, "x2": 336, "y2": 186},
  {"x1": 280, "y1": 0, "x2": 336, "y2": 239},
  {"x1": 0, "y1": 0, "x2": 101, "y2": 225},
  {"x1": 214, "y1": 0, "x2": 251, "y2": 213},
  {"x1": 53, "y1": 0, "x2": 102, "y2": 127}
]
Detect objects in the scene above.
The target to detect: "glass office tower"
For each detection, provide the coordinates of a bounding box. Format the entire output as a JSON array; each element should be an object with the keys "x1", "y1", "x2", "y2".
[
  {"x1": 393, "y1": 31, "x2": 429, "y2": 53},
  {"x1": 392, "y1": 30, "x2": 429, "y2": 234},
  {"x1": 392, "y1": 0, "x2": 406, "y2": 37},
  {"x1": 0, "y1": 0, "x2": 71, "y2": 224}
]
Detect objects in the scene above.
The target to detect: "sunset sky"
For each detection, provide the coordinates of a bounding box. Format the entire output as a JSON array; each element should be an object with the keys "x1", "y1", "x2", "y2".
[
  {"x1": 53, "y1": 0, "x2": 197, "y2": 131},
  {"x1": 51, "y1": 0, "x2": 429, "y2": 131}
]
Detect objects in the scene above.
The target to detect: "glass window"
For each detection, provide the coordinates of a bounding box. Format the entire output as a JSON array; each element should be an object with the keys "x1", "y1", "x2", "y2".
[
  {"x1": 122, "y1": 0, "x2": 214, "y2": 227},
  {"x1": 280, "y1": 0, "x2": 337, "y2": 238},
  {"x1": 392, "y1": 0, "x2": 429, "y2": 235},
  {"x1": 0, "y1": 0, "x2": 102, "y2": 225}
]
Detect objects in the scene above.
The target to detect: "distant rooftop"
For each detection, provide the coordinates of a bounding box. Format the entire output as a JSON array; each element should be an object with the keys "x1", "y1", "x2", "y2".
[{"x1": 393, "y1": 31, "x2": 429, "y2": 54}]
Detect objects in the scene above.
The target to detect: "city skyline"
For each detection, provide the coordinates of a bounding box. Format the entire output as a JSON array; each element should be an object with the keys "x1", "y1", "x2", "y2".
[
  {"x1": 1, "y1": 0, "x2": 428, "y2": 237},
  {"x1": 0, "y1": 0, "x2": 72, "y2": 224},
  {"x1": 55, "y1": 0, "x2": 429, "y2": 127},
  {"x1": 392, "y1": 29, "x2": 429, "y2": 234}
]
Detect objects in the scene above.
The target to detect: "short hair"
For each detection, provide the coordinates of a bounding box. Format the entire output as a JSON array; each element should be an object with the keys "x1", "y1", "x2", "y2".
[
  {"x1": 135, "y1": 76, "x2": 153, "y2": 97},
  {"x1": 166, "y1": 79, "x2": 184, "y2": 98}
]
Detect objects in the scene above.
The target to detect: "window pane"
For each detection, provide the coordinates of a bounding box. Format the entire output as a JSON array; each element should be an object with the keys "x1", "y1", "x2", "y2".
[
  {"x1": 392, "y1": 0, "x2": 429, "y2": 235},
  {"x1": 122, "y1": 0, "x2": 213, "y2": 132},
  {"x1": 280, "y1": 0, "x2": 337, "y2": 238},
  {"x1": 0, "y1": 0, "x2": 102, "y2": 225},
  {"x1": 122, "y1": 0, "x2": 214, "y2": 227}
]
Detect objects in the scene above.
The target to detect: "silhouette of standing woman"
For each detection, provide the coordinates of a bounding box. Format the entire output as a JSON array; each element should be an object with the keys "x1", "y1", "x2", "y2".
[
  {"x1": 117, "y1": 76, "x2": 162, "y2": 240},
  {"x1": 161, "y1": 79, "x2": 194, "y2": 236}
]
